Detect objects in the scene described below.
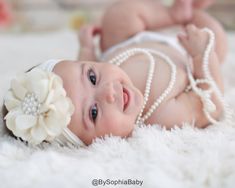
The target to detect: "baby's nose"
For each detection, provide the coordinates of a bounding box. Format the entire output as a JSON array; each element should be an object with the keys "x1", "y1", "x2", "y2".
[{"x1": 100, "y1": 82, "x2": 116, "y2": 104}]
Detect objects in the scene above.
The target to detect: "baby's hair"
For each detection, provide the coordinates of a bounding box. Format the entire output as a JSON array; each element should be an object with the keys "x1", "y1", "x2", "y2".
[{"x1": 1, "y1": 104, "x2": 16, "y2": 138}]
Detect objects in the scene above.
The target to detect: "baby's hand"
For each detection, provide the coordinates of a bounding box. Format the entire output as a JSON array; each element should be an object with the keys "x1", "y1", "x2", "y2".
[
  {"x1": 178, "y1": 24, "x2": 212, "y2": 58},
  {"x1": 78, "y1": 24, "x2": 101, "y2": 61},
  {"x1": 79, "y1": 24, "x2": 101, "y2": 49}
]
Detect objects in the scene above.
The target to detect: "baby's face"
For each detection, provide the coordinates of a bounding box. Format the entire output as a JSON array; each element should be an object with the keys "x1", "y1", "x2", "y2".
[{"x1": 53, "y1": 61, "x2": 143, "y2": 145}]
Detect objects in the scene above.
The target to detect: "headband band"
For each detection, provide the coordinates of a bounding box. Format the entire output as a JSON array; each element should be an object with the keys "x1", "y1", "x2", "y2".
[
  {"x1": 4, "y1": 59, "x2": 85, "y2": 147},
  {"x1": 40, "y1": 60, "x2": 85, "y2": 147},
  {"x1": 37, "y1": 59, "x2": 61, "y2": 72}
]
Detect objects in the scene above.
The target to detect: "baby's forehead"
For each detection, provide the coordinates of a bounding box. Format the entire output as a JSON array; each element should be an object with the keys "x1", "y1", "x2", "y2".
[{"x1": 53, "y1": 60, "x2": 81, "y2": 74}]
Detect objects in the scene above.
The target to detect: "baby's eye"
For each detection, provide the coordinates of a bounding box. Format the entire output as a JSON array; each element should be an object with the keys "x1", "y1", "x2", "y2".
[
  {"x1": 88, "y1": 68, "x2": 96, "y2": 85},
  {"x1": 89, "y1": 104, "x2": 98, "y2": 123}
]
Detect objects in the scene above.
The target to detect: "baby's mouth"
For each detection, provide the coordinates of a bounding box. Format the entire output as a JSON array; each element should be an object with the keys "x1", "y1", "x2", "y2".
[{"x1": 123, "y1": 87, "x2": 129, "y2": 111}]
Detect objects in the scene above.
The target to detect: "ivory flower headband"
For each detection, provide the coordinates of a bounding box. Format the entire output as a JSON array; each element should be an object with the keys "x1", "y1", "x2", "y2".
[{"x1": 3, "y1": 60, "x2": 85, "y2": 146}]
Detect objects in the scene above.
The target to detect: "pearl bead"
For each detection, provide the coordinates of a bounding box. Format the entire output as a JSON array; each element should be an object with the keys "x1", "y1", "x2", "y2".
[{"x1": 21, "y1": 92, "x2": 41, "y2": 116}]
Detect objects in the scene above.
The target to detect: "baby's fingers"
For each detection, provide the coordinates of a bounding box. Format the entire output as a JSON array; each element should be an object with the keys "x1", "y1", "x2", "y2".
[
  {"x1": 185, "y1": 24, "x2": 197, "y2": 35},
  {"x1": 178, "y1": 33, "x2": 189, "y2": 50}
]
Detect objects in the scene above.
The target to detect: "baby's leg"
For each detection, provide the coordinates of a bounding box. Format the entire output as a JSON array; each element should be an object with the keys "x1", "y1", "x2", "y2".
[
  {"x1": 100, "y1": 0, "x2": 189, "y2": 51},
  {"x1": 100, "y1": 0, "x2": 226, "y2": 62},
  {"x1": 186, "y1": 10, "x2": 227, "y2": 63}
]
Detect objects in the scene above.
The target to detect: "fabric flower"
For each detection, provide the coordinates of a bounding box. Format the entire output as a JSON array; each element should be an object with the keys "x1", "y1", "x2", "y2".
[{"x1": 4, "y1": 68, "x2": 75, "y2": 145}]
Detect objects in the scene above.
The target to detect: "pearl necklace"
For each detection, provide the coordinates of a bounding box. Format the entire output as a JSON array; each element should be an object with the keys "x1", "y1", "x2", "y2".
[
  {"x1": 185, "y1": 28, "x2": 231, "y2": 124},
  {"x1": 109, "y1": 48, "x2": 177, "y2": 125},
  {"x1": 108, "y1": 28, "x2": 231, "y2": 126}
]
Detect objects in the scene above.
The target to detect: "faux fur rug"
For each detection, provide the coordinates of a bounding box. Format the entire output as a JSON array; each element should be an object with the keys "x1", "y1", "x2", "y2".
[{"x1": 0, "y1": 30, "x2": 235, "y2": 188}]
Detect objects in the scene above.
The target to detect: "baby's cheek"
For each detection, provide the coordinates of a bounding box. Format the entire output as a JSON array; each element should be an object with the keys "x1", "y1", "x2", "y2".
[
  {"x1": 104, "y1": 115, "x2": 120, "y2": 130},
  {"x1": 100, "y1": 114, "x2": 119, "y2": 132},
  {"x1": 102, "y1": 114, "x2": 134, "y2": 136}
]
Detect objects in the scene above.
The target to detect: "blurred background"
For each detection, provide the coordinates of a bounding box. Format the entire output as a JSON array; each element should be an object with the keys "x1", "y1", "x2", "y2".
[
  {"x1": 0, "y1": 0, "x2": 235, "y2": 33},
  {"x1": 0, "y1": 0, "x2": 235, "y2": 105}
]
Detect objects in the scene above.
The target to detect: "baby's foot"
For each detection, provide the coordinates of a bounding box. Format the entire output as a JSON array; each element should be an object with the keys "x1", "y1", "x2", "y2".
[
  {"x1": 170, "y1": 0, "x2": 194, "y2": 25},
  {"x1": 193, "y1": 0, "x2": 215, "y2": 9}
]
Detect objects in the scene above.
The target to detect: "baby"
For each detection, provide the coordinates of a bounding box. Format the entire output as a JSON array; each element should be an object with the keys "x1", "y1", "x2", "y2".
[{"x1": 2, "y1": 0, "x2": 229, "y2": 146}]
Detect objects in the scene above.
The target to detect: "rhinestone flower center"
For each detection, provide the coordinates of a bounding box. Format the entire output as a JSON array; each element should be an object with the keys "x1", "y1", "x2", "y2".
[{"x1": 21, "y1": 92, "x2": 41, "y2": 116}]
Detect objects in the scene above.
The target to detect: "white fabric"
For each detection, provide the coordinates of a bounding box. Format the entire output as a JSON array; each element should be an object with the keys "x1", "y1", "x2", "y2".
[
  {"x1": 100, "y1": 31, "x2": 186, "y2": 60},
  {"x1": 1, "y1": 30, "x2": 235, "y2": 187},
  {"x1": 37, "y1": 59, "x2": 62, "y2": 72}
]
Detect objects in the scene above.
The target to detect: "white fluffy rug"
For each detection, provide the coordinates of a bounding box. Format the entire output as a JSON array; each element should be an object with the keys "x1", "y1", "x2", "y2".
[{"x1": 0, "y1": 30, "x2": 235, "y2": 188}]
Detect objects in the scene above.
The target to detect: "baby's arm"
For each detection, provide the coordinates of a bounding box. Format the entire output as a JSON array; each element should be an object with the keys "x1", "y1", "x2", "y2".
[
  {"x1": 178, "y1": 25, "x2": 224, "y2": 93},
  {"x1": 155, "y1": 25, "x2": 224, "y2": 128},
  {"x1": 77, "y1": 24, "x2": 101, "y2": 61},
  {"x1": 157, "y1": 87, "x2": 223, "y2": 129}
]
